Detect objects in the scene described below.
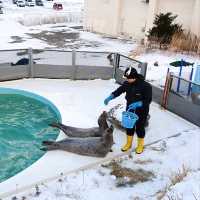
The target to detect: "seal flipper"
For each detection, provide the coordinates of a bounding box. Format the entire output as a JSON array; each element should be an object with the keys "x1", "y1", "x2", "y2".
[
  {"x1": 40, "y1": 147, "x2": 47, "y2": 151},
  {"x1": 49, "y1": 122, "x2": 72, "y2": 135},
  {"x1": 42, "y1": 141, "x2": 55, "y2": 145},
  {"x1": 49, "y1": 122, "x2": 62, "y2": 129},
  {"x1": 42, "y1": 141, "x2": 59, "y2": 150}
]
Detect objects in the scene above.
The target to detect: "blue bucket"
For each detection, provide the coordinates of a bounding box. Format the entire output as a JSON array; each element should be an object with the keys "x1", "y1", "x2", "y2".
[{"x1": 122, "y1": 111, "x2": 139, "y2": 129}]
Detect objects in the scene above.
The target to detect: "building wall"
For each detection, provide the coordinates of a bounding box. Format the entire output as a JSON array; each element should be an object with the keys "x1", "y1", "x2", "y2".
[
  {"x1": 145, "y1": 0, "x2": 198, "y2": 38},
  {"x1": 191, "y1": 0, "x2": 200, "y2": 36},
  {"x1": 120, "y1": 0, "x2": 148, "y2": 40},
  {"x1": 84, "y1": 0, "x2": 120, "y2": 36},
  {"x1": 157, "y1": 0, "x2": 195, "y2": 31},
  {"x1": 84, "y1": 0, "x2": 148, "y2": 39},
  {"x1": 84, "y1": 0, "x2": 200, "y2": 40}
]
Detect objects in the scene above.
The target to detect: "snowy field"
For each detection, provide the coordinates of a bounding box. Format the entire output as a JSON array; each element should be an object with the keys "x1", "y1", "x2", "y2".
[
  {"x1": 0, "y1": 0, "x2": 135, "y2": 52},
  {"x1": 1, "y1": 0, "x2": 83, "y2": 26},
  {"x1": 1, "y1": 0, "x2": 200, "y2": 84},
  {"x1": 135, "y1": 51, "x2": 200, "y2": 87},
  {"x1": 0, "y1": 79, "x2": 199, "y2": 200},
  {"x1": 0, "y1": 0, "x2": 200, "y2": 200}
]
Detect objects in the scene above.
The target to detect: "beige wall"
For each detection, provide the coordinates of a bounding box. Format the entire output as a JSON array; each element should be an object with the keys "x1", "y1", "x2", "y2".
[
  {"x1": 157, "y1": 0, "x2": 195, "y2": 30},
  {"x1": 84, "y1": 0, "x2": 200, "y2": 40},
  {"x1": 120, "y1": 0, "x2": 148, "y2": 40},
  {"x1": 84, "y1": 0, "x2": 148, "y2": 39},
  {"x1": 145, "y1": 0, "x2": 200, "y2": 37},
  {"x1": 84, "y1": 0, "x2": 121, "y2": 36},
  {"x1": 191, "y1": 0, "x2": 200, "y2": 36}
]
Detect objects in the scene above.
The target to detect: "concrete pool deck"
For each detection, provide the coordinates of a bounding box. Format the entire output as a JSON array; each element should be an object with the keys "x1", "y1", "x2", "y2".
[{"x1": 0, "y1": 78, "x2": 197, "y2": 198}]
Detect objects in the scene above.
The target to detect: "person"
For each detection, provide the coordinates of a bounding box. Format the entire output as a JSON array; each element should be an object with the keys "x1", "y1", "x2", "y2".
[{"x1": 104, "y1": 67, "x2": 152, "y2": 153}]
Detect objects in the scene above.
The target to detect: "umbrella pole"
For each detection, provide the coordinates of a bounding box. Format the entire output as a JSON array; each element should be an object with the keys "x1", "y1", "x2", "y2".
[
  {"x1": 187, "y1": 66, "x2": 194, "y2": 96},
  {"x1": 176, "y1": 65, "x2": 183, "y2": 93}
]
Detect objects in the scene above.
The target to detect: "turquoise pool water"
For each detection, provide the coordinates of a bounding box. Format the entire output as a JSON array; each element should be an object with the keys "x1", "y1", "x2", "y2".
[{"x1": 0, "y1": 88, "x2": 61, "y2": 183}]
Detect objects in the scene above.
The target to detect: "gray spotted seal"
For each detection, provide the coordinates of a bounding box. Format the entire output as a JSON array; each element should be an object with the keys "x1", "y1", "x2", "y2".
[
  {"x1": 42, "y1": 125, "x2": 114, "y2": 157},
  {"x1": 49, "y1": 111, "x2": 109, "y2": 137}
]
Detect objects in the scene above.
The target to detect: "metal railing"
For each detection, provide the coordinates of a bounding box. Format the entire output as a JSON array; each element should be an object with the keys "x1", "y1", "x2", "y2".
[
  {"x1": 112, "y1": 53, "x2": 147, "y2": 84},
  {"x1": 170, "y1": 74, "x2": 200, "y2": 105},
  {"x1": 0, "y1": 49, "x2": 147, "y2": 81},
  {"x1": 159, "y1": 72, "x2": 200, "y2": 127},
  {"x1": 0, "y1": 48, "x2": 199, "y2": 126}
]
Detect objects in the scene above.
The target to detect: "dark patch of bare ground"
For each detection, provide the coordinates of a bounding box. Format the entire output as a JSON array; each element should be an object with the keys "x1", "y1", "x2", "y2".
[
  {"x1": 16, "y1": 49, "x2": 45, "y2": 57},
  {"x1": 25, "y1": 30, "x2": 103, "y2": 49},
  {"x1": 102, "y1": 160, "x2": 155, "y2": 187},
  {"x1": 9, "y1": 36, "x2": 26, "y2": 44},
  {"x1": 50, "y1": 25, "x2": 68, "y2": 28}
]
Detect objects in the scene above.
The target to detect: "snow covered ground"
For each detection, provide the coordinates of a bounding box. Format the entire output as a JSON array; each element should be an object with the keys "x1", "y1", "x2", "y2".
[
  {"x1": 136, "y1": 50, "x2": 200, "y2": 87},
  {"x1": 0, "y1": 79, "x2": 199, "y2": 200},
  {"x1": 0, "y1": 0, "x2": 200, "y2": 200},
  {"x1": 0, "y1": 0, "x2": 135, "y2": 52}
]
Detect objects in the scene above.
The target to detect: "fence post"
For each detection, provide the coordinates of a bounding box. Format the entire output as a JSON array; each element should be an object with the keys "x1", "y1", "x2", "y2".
[
  {"x1": 112, "y1": 53, "x2": 120, "y2": 81},
  {"x1": 28, "y1": 48, "x2": 34, "y2": 78},
  {"x1": 140, "y1": 62, "x2": 148, "y2": 79},
  {"x1": 112, "y1": 53, "x2": 118, "y2": 79},
  {"x1": 161, "y1": 69, "x2": 173, "y2": 109},
  {"x1": 72, "y1": 50, "x2": 77, "y2": 80}
]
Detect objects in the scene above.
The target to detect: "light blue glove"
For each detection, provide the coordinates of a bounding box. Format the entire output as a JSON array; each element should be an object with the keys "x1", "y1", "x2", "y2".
[
  {"x1": 128, "y1": 101, "x2": 143, "y2": 110},
  {"x1": 104, "y1": 94, "x2": 114, "y2": 105}
]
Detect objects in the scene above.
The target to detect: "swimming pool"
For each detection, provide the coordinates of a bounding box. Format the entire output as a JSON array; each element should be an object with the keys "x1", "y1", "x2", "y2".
[{"x1": 0, "y1": 88, "x2": 61, "y2": 183}]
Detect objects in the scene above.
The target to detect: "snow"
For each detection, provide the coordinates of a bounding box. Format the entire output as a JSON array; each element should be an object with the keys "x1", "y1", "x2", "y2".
[
  {"x1": 0, "y1": 0, "x2": 135, "y2": 52},
  {"x1": 0, "y1": 79, "x2": 199, "y2": 200},
  {"x1": 136, "y1": 50, "x2": 200, "y2": 87},
  {"x1": 164, "y1": 171, "x2": 200, "y2": 200},
  {"x1": 0, "y1": 1, "x2": 200, "y2": 200}
]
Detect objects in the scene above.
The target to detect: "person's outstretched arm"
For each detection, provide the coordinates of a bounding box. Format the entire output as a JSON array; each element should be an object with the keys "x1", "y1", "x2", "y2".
[
  {"x1": 104, "y1": 82, "x2": 126, "y2": 105},
  {"x1": 112, "y1": 82, "x2": 127, "y2": 98}
]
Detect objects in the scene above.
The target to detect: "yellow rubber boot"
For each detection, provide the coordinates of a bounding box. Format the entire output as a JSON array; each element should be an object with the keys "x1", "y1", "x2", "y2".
[
  {"x1": 121, "y1": 135, "x2": 133, "y2": 152},
  {"x1": 135, "y1": 138, "x2": 144, "y2": 154}
]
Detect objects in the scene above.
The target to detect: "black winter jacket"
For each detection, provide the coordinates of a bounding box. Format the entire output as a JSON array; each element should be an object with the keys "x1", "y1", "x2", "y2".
[{"x1": 112, "y1": 75, "x2": 152, "y2": 109}]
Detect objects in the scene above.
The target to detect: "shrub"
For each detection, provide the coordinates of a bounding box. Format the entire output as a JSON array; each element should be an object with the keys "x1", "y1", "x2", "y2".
[
  {"x1": 148, "y1": 12, "x2": 182, "y2": 48},
  {"x1": 170, "y1": 31, "x2": 200, "y2": 54}
]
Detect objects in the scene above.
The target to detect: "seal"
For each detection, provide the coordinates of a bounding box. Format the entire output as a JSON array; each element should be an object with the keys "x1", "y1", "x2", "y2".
[
  {"x1": 49, "y1": 111, "x2": 109, "y2": 137},
  {"x1": 42, "y1": 125, "x2": 114, "y2": 157}
]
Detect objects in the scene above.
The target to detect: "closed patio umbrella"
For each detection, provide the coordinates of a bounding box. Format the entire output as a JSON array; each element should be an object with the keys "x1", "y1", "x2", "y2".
[
  {"x1": 169, "y1": 60, "x2": 194, "y2": 67},
  {"x1": 169, "y1": 60, "x2": 194, "y2": 93}
]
